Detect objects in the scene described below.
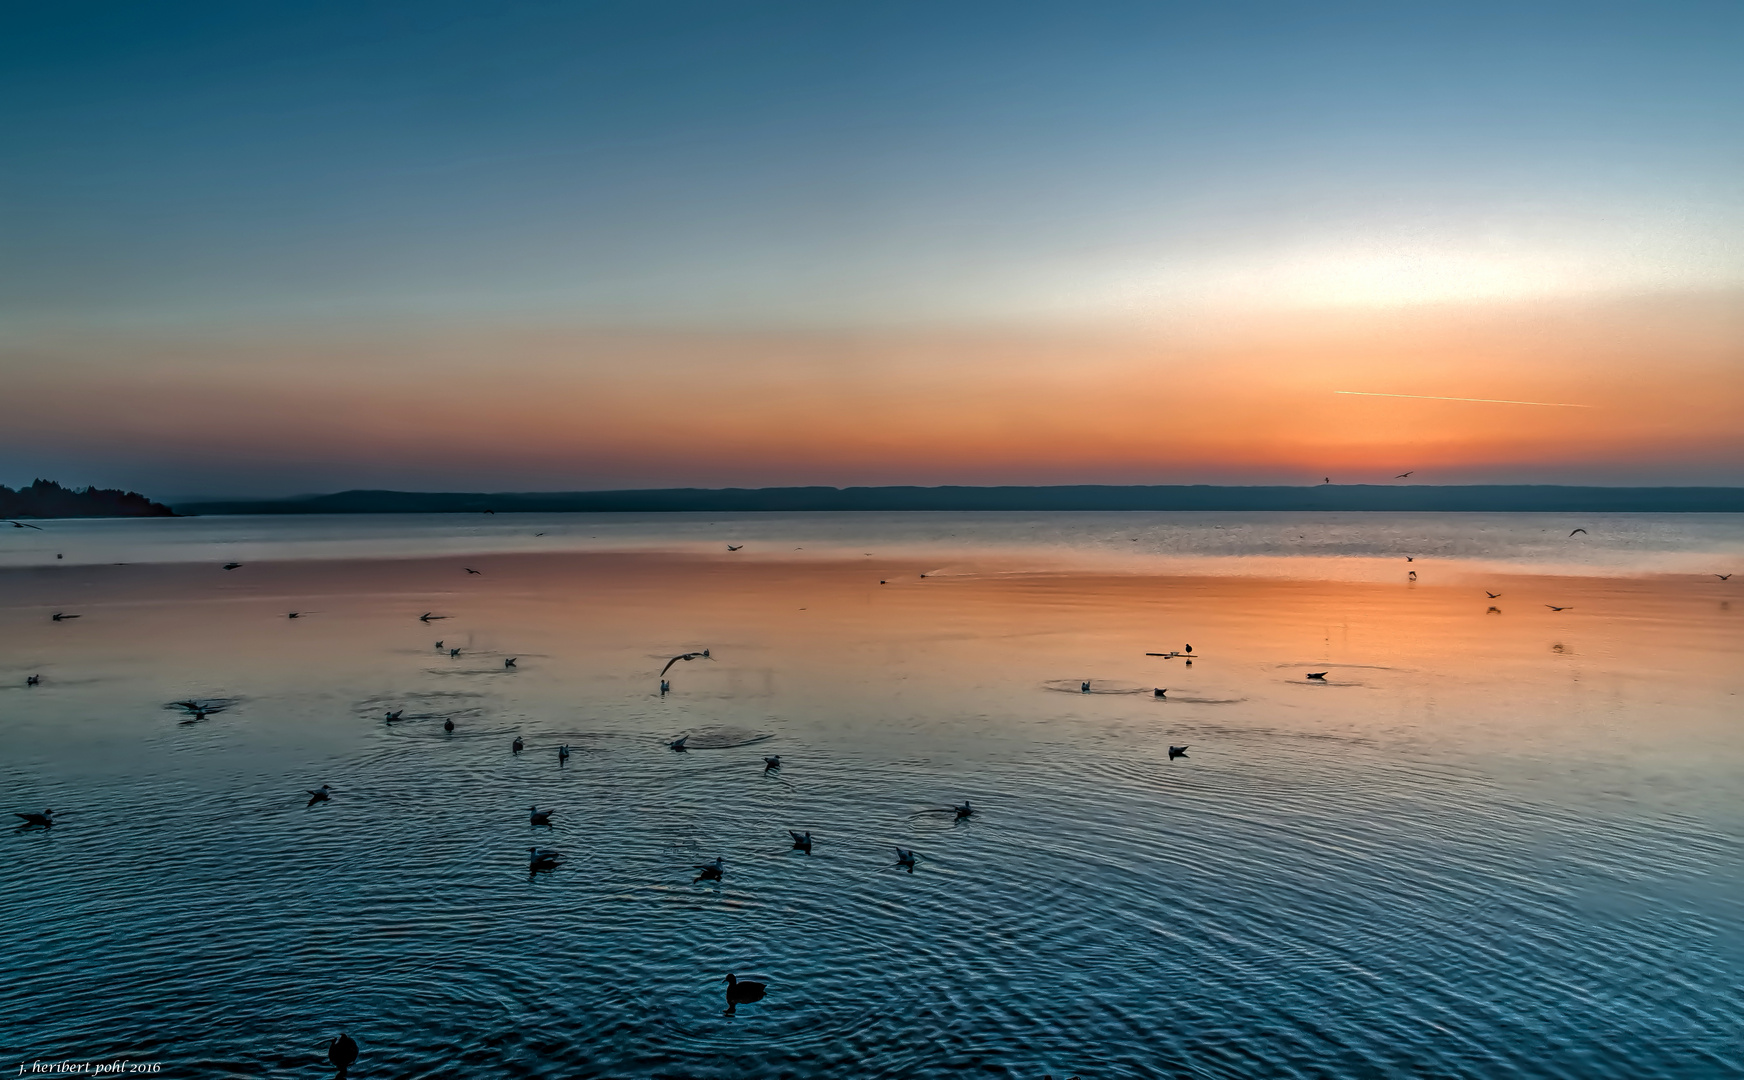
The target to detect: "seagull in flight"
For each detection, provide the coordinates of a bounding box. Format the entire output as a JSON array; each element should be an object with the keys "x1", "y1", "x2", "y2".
[
  {"x1": 464, "y1": 567, "x2": 482, "y2": 574},
  {"x1": 5, "y1": 519, "x2": 43, "y2": 529},
  {"x1": 1569, "y1": 528, "x2": 1587, "y2": 537},
  {"x1": 1486, "y1": 591, "x2": 1501, "y2": 598},
  {"x1": 420, "y1": 612, "x2": 447, "y2": 622},
  {"x1": 51, "y1": 612, "x2": 79, "y2": 621},
  {"x1": 222, "y1": 562, "x2": 242, "y2": 570},
  {"x1": 727, "y1": 544, "x2": 742, "y2": 551},
  {"x1": 1718, "y1": 574, "x2": 1732, "y2": 581},
  {"x1": 659, "y1": 650, "x2": 712, "y2": 677},
  {"x1": 1395, "y1": 471, "x2": 1414, "y2": 478},
  {"x1": 1545, "y1": 605, "x2": 1572, "y2": 611}
]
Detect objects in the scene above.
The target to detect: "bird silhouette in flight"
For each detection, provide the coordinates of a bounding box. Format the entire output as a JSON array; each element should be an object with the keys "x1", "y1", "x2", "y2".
[
  {"x1": 222, "y1": 562, "x2": 241, "y2": 570},
  {"x1": 1545, "y1": 605, "x2": 1571, "y2": 611},
  {"x1": 1396, "y1": 471, "x2": 1414, "y2": 478},
  {"x1": 51, "y1": 612, "x2": 79, "y2": 621},
  {"x1": 420, "y1": 612, "x2": 447, "y2": 622},
  {"x1": 1486, "y1": 591, "x2": 1501, "y2": 598},
  {"x1": 464, "y1": 567, "x2": 482, "y2": 574},
  {"x1": 5, "y1": 519, "x2": 43, "y2": 529},
  {"x1": 1718, "y1": 574, "x2": 1732, "y2": 581},
  {"x1": 504, "y1": 657, "x2": 517, "y2": 668},
  {"x1": 659, "y1": 650, "x2": 712, "y2": 677},
  {"x1": 1569, "y1": 528, "x2": 1587, "y2": 536},
  {"x1": 727, "y1": 544, "x2": 742, "y2": 551}
]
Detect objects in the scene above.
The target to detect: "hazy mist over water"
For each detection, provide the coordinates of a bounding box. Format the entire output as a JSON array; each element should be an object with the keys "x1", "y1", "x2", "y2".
[{"x1": 2, "y1": 514, "x2": 1739, "y2": 1078}]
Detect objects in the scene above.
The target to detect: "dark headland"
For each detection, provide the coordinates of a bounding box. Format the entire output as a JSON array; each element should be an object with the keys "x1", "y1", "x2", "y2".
[
  {"x1": 1, "y1": 479, "x2": 176, "y2": 519},
  {"x1": 176, "y1": 485, "x2": 1744, "y2": 515}
]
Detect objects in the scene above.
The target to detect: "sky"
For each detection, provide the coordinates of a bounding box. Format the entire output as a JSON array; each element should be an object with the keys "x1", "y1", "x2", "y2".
[{"x1": 1, "y1": 0, "x2": 1740, "y2": 497}]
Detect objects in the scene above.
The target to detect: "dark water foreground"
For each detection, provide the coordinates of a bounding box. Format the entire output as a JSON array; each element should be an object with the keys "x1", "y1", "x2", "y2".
[{"x1": 1, "y1": 533, "x2": 1739, "y2": 1078}]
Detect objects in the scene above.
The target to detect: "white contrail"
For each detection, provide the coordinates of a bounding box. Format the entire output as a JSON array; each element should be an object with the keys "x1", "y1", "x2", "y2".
[{"x1": 1333, "y1": 391, "x2": 1592, "y2": 408}]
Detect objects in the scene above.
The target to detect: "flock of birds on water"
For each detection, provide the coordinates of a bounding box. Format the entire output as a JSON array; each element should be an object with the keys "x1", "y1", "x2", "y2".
[{"x1": 7, "y1": 518, "x2": 1737, "y2": 1077}]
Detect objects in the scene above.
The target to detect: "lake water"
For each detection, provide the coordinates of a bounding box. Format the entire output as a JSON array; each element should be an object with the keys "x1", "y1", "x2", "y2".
[{"x1": 2, "y1": 513, "x2": 1740, "y2": 1078}]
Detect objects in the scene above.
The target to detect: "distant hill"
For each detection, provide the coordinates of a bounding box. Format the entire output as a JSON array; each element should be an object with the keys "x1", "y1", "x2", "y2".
[
  {"x1": 176, "y1": 485, "x2": 1744, "y2": 515},
  {"x1": 1, "y1": 479, "x2": 176, "y2": 519}
]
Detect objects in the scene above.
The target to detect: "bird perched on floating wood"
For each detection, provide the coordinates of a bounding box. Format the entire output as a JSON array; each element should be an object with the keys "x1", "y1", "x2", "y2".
[{"x1": 1154, "y1": 688, "x2": 1167, "y2": 698}]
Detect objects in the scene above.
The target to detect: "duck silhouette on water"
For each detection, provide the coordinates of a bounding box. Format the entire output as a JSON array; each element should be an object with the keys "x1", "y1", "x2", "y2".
[
  {"x1": 669, "y1": 736, "x2": 688, "y2": 752},
  {"x1": 955, "y1": 800, "x2": 973, "y2": 820},
  {"x1": 443, "y1": 718, "x2": 454, "y2": 733},
  {"x1": 723, "y1": 973, "x2": 766, "y2": 1015},
  {"x1": 895, "y1": 847, "x2": 917, "y2": 873},
  {"x1": 1169, "y1": 745, "x2": 1189, "y2": 759},
  {"x1": 694, "y1": 857, "x2": 724, "y2": 883},
  {"x1": 529, "y1": 805, "x2": 553, "y2": 827},
  {"x1": 14, "y1": 808, "x2": 53, "y2": 828},
  {"x1": 788, "y1": 830, "x2": 811, "y2": 853},
  {"x1": 558, "y1": 745, "x2": 571, "y2": 765},
  {"x1": 763, "y1": 755, "x2": 781, "y2": 771},
  {"x1": 384, "y1": 709, "x2": 403, "y2": 723},
  {"x1": 306, "y1": 785, "x2": 331, "y2": 807},
  {"x1": 528, "y1": 847, "x2": 560, "y2": 874},
  {"x1": 328, "y1": 1033, "x2": 358, "y2": 1076}
]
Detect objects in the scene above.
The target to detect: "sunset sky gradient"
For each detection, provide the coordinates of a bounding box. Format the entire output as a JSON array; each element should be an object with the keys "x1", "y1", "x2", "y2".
[{"x1": 2, "y1": 1, "x2": 1739, "y2": 496}]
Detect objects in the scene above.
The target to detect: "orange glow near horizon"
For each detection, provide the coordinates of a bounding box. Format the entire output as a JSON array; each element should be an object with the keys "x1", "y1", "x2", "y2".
[{"x1": 4, "y1": 292, "x2": 1740, "y2": 492}]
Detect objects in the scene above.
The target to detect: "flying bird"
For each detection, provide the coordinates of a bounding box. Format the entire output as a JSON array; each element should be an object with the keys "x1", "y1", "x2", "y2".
[
  {"x1": 5, "y1": 519, "x2": 43, "y2": 529},
  {"x1": 51, "y1": 612, "x2": 79, "y2": 621},
  {"x1": 1486, "y1": 592, "x2": 1501, "y2": 598},
  {"x1": 1168, "y1": 745, "x2": 1189, "y2": 759},
  {"x1": 1487, "y1": 606, "x2": 1501, "y2": 614},
  {"x1": 727, "y1": 544, "x2": 742, "y2": 551},
  {"x1": 1545, "y1": 605, "x2": 1571, "y2": 611},
  {"x1": 659, "y1": 651, "x2": 712, "y2": 677},
  {"x1": 694, "y1": 857, "x2": 724, "y2": 883},
  {"x1": 1153, "y1": 688, "x2": 1167, "y2": 698},
  {"x1": 306, "y1": 785, "x2": 331, "y2": 807},
  {"x1": 789, "y1": 830, "x2": 812, "y2": 853},
  {"x1": 1306, "y1": 672, "x2": 1328, "y2": 680},
  {"x1": 1396, "y1": 471, "x2": 1414, "y2": 478},
  {"x1": 420, "y1": 612, "x2": 447, "y2": 622},
  {"x1": 14, "y1": 808, "x2": 53, "y2": 828},
  {"x1": 1718, "y1": 574, "x2": 1732, "y2": 581},
  {"x1": 1408, "y1": 571, "x2": 1417, "y2": 581},
  {"x1": 464, "y1": 567, "x2": 482, "y2": 574},
  {"x1": 328, "y1": 1034, "x2": 359, "y2": 1076},
  {"x1": 504, "y1": 657, "x2": 517, "y2": 668},
  {"x1": 1569, "y1": 528, "x2": 1587, "y2": 536},
  {"x1": 222, "y1": 562, "x2": 241, "y2": 570},
  {"x1": 449, "y1": 648, "x2": 461, "y2": 658},
  {"x1": 434, "y1": 641, "x2": 443, "y2": 649}
]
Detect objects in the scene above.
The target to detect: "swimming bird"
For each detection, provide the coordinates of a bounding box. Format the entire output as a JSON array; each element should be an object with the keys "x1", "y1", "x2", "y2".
[
  {"x1": 557, "y1": 744, "x2": 571, "y2": 764},
  {"x1": 449, "y1": 648, "x2": 461, "y2": 658},
  {"x1": 1486, "y1": 591, "x2": 1501, "y2": 598},
  {"x1": 1185, "y1": 659, "x2": 1192, "y2": 666},
  {"x1": 512, "y1": 736, "x2": 524, "y2": 754},
  {"x1": 1154, "y1": 688, "x2": 1167, "y2": 698},
  {"x1": 1080, "y1": 680, "x2": 1091, "y2": 693},
  {"x1": 306, "y1": 785, "x2": 331, "y2": 807},
  {"x1": 880, "y1": 580, "x2": 887, "y2": 584},
  {"x1": 955, "y1": 800, "x2": 973, "y2": 819},
  {"x1": 764, "y1": 755, "x2": 780, "y2": 770},
  {"x1": 727, "y1": 544, "x2": 742, "y2": 551},
  {"x1": 723, "y1": 973, "x2": 765, "y2": 1013},
  {"x1": 328, "y1": 1033, "x2": 358, "y2": 1075},
  {"x1": 52, "y1": 612, "x2": 80, "y2": 621},
  {"x1": 222, "y1": 562, "x2": 241, "y2": 570},
  {"x1": 26, "y1": 674, "x2": 40, "y2": 686},
  {"x1": 1169, "y1": 745, "x2": 1189, "y2": 759},
  {"x1": 669, "y1": 736, "x2": 688, "y2": 752},
  {"x1": 1396, "y1": 471, "x2": 1414, "y2": 479},
  {"x1": 504, "y1": 657, "x2": 517, "y2": 668},
  {"x1": 659, "y1": 679, "x2": 670, "y2": 695},
  {"x1": 694, "y1": 857, "x2": 724, "y2": 883},
  {"x1": 465, "y1": 567, "x2": 482, "y2": 574},
  {"x1": 287, "y1": 612, "x2": 303, "y2": 618},
  {"x1": 529, "y1": 806, "x2": 553, "y2": 826},
  {"x1": 1545, "y1": 605, "x2": 1571, "y2": 611},
  {"x1": 789, "y1": 830, "x2": 811, "y2": 853},
  {"x1": 659, "y1": 651, "x2": 712, "y2": 677},
  {"x1": 443, "y1": 718, "x2": 454, "y2": 733},
  {"x1": 1408, "y1": 571, "x2": 1417, "y2": 581},
  {"x1": 1306, "y1": 672, "x2": 1328, "y2": 680},
  {"x1": 5, "y1": 519, "x2": 43, "y2": 529},
  {"x1": 895, "y1": 847, "x2": 917, "y2": 872},
  {"x1": 14, "y1": 809, "x2": 52, "y2": 828},
  {"x1": 420, "y1": 612, "x2": 446, "y2": 622},
  {"x1": 384, "y1": 709, "x2": 403, "y2": 722},
  {"x1": 1569, "y1": 528, "x2": 1587, "y2": 536},
  {"x1": 529, "y1": 847, "x2": 560, "y2": 871}
]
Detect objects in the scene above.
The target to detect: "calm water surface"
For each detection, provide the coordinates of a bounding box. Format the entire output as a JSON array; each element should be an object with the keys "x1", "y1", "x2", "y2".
[{"x1": 2, "y1": 513, "x2": 1740, "y2": 1078}]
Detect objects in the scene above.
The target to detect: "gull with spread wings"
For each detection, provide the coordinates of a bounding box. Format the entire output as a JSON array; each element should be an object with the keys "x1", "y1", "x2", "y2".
[{"x1": 659, "y1": 649, "x2": 712, "y2": 677}]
